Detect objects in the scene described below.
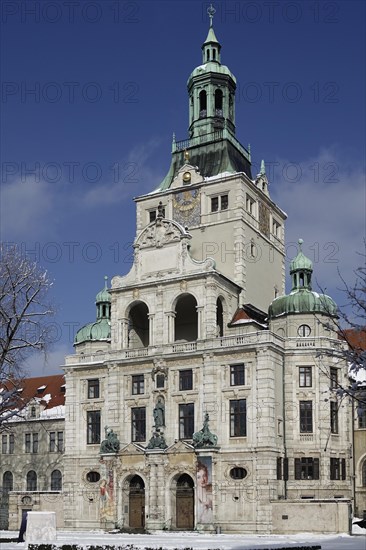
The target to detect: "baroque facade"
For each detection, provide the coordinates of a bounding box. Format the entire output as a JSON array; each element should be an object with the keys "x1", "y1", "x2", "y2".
[{"x1": 2, "y1": 16, "x2": 363, "y2": 535}]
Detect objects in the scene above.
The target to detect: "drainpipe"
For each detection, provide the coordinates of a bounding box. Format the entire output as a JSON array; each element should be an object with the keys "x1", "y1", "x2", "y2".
[
  {"x1": 351, "y1": 397, "x2": 356, "y2": 518},
  {"x1": 282, "y1": 354, "x2": 288, "y2": 499}
]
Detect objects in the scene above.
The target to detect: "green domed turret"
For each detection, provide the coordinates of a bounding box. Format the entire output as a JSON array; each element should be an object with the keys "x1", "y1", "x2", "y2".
[
  {"x1": 268, "y1": 240, "x2": 337, "y2": 319},
  {"x1": 75, "y1": 277, "x2": 111, "y2": 345}
]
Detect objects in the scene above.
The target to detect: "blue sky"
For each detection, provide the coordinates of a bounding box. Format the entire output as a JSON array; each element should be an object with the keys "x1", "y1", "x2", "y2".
[{"x1": 1, "y1": 0, "x2": 365, "y2": 376}]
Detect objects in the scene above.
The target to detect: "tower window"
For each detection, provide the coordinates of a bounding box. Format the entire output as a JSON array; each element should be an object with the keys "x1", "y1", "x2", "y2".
[
  {"x1": 212, "y1": 49, "x2": 216, "y2": 60},
  {"x1": 246, "y1": 195, "x2": 256, "y2": 217},
  {"x1": 211, "y1": 194, "x2": 228, "y2": 212},
  {"x1": 215, "y1": 89, "x2": 223, "y2": 116},
  {"x1": 206, "y1": 50, "x2": 210, "y2": 62},
  {"x1": 199, "y1": 90, "x2": 207, "y2": 118}
]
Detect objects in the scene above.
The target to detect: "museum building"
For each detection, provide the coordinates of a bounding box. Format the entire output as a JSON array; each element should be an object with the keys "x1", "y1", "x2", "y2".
[{"x1": 1, "y1": 13, "x2": 360, "y2": 535}]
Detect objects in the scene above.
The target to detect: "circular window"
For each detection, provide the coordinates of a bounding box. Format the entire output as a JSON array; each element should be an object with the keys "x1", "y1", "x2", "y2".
[
  {"x1": 298, "y1": 324, "x2": 311, "y2": 337},
  {"x1": 230, "y1": 467, "x2": 247, "y2": 480},
  {"x1": 86, "y1": 471, "x2": 100, "y2": 483}
]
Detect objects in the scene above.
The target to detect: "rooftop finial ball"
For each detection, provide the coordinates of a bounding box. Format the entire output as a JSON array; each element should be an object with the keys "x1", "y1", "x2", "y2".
[{"x1": 298, "y1": 238, "x2": 303, "y2": 245}]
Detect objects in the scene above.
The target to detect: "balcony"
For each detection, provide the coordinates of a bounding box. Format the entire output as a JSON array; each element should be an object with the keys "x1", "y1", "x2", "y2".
[
  {"x1": 172, "y1": 129, "x2": 251, "y2": 162},
  {"x1": 64, "y1": 331, "x2": 281, "y2": 366}
]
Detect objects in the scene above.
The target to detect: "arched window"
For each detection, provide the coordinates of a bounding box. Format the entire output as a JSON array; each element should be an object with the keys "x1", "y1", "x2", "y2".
[
  {"x1": 174, "y1": 294, "x2": 198, "y2": 342},
  {"x1": 362, "y1": 460, "x2": 366, "y2": 487},
  {"x1": 3, "y1": 471, "x2": 13, "y2": 492},
  {"x1": 26, "y1": 470, "x2": 37, "y2": 491},
  {"x1": 51, "y1": 469, "x2": 62, "y2": 491},
  {"x1": 212, "y1": 49, "x2": 216, "y2": 60},
  {"x1": 128, "y1": 302, "x2": 149, "y2": 348},
  {"x1": 216, "y1": 297, "x2": 224, "y2": 337},
  {"x1": 206, "y1": 50, "x2": 210, "y2": 62},
  {"x1": 215, "y1": 89, "x2": 223, "y2": 116},
  {"x1": 199, "y1": 91, "x2": 207, "y2": 118}
]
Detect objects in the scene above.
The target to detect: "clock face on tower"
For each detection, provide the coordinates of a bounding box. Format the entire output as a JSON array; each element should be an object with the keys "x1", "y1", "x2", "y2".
[{"x1": 172, "y1": 189, "x2": 200, "y2": 227}]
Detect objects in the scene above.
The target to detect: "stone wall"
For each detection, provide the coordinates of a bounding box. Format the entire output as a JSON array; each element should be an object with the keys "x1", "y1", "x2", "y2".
[{"x1": 272, "y1": 499, "x2": 350, "y2": 534}]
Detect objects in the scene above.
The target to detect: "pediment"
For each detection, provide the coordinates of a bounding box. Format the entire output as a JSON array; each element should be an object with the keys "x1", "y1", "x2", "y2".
[
  {"x1": 165, "y1": 440, "x2": 195, "y2": 454},
  {"x1": 119, "y1": 442, "x2": 146, "y2": 455}
]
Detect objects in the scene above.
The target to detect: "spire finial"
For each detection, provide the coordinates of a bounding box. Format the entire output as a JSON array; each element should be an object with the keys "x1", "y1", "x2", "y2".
[
  {"x1": 298, "y1": 238, "x2": 304, "y2": 251},
  {"x1": 260, "y1": 159, "x2": 266, "y2": 175},
  {"x1": 184, "y1": 149, "x2": 190, "y2": 162},
  {"x1": 104, "y1": 275, "x2": 108, "y2": 289},
  {"x1": 207, "y1": 3, "x2": 216, "y2": 27}
]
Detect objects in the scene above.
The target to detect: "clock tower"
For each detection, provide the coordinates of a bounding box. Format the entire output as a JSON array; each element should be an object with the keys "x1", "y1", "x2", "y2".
[{"x1": 134, "y1": 11, "x2": 286, "y2": 312}]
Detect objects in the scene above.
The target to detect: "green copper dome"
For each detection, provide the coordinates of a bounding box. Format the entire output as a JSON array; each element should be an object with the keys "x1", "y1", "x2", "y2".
[
  {"x1": 268, "y1": 240, "x2": 338, "y2": 319},
  {"x1": 74, "y1": 277, "x2": 111, "y2": 345}
]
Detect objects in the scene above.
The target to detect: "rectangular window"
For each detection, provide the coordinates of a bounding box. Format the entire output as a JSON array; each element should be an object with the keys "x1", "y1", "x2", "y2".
[
  {"x1": 179, "y1": 403, "x2": 194, "y2": 439},
  {"x1": 330, "y1": 367, "x2": 338, "y2": 389},
  {"x1": 2, "y1": 434, "x2": 7, "y2": 454},
  {"x1": 156, "y1": 374, "x2": 165, "y2": 389},
  {"x1": 131, "y1": 407, "x2": 146, "y2": 442},
  {"x1": 179, "y1": 369, "x2": 193, "y2": 391},
  {"x1": 87, "y1": 379, "x2": 100, "y2": 399},
  {"x1": 330, "y1": 458, "x2": 346, "y2": 480},
  {"x1": 87, "y1": 410, "x2": 101, "y2": 444},
  {"x1": 246, "y1": 195, "x2": 256, "y2": 216},
  {"x1": 358, "y1": 409, "x2": 366, "y2": 429},
  {"x1": 49, "y1": 432, "x2": 56, "y2": 452},
  {"x1": 149, "y1": 207, "x2": 165, "y2": 223},
  {"x1": 300, "y1": 401, "x2": 313, "y2": 433},
  {"x1": 25, "y1": 433, "x2": 31, "y2": 453},
  {"x1": 9, "y1": 434, "x2": 14, "y2": 454},
  {"x1": 230, "y1": 399, "x2": 247, "y2": 437},
  {"x1": 230, "y1": 364, "x2": 245, "y2": 386},
  {"x1": 221, "y1": 194, "x2": 228, "y2": 210},
  {"x1": 295, "y1": 457, "x2": 320, "y2": 480},
  {"x1": 211, "y1": 195, "x2": 228, "y2": 212},
  {"x1": 32, "y1": 433, "x2": 38, "y2": 454},
  {"x1": 299, "y1": 366, "x2": 312, "y2": 387},
  {"x1": 132, "y1": 374, "x2": 145, "y2": 395},
  {"x1": 211, "y1": 196, "x2": 219, "y2": 212},
  {"x1": 272, "y1": 220, "x2": 281, "y2": 238},
  {"x1": 277, "y1": 457, "x2": 282, "y2": 480},
  {"x1": 57, "y1": 431, "x2": 64, "y2": 452},
  {"x1": 330, "y1": 401, "x2": 339, "y2": 434}
]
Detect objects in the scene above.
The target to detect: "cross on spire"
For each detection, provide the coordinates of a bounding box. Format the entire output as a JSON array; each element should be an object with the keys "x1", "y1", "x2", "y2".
[{"x1": 207, "y1": 3, "x2": 216, "y2": 27}]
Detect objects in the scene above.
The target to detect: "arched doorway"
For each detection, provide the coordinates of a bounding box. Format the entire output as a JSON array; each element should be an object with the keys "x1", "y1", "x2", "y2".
[
  {"x1": 129, "y1": 475, "x2": 145, "y2": 529},
  {"x1": 176, "y1": 474, "x2": 194, "y2": 529}
]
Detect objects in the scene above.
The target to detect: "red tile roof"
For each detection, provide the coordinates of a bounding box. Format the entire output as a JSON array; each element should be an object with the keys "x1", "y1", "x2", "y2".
[{"x1": 2, "y1": 374, "x2": 65, "y2": 410}]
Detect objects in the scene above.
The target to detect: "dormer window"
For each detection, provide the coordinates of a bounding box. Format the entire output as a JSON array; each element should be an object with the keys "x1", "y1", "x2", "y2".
[
  {"x1": 149, "y1": 206, "x2": 165, "y2": 223},
  {"x1": 37, "y1": 385, "x2": 46, "y2": 394}
]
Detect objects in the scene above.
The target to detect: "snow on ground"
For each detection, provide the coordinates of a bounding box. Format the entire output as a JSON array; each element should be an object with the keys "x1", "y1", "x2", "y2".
[{"x1": 0, "y1": 530, "x2": 365, "y2": 550}]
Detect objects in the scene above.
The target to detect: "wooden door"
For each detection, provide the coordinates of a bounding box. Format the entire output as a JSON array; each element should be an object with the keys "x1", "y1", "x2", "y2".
[
  {"x1": 129, "y1": 492, "x2": 145, "y2": 528},
  {"x1": 176, "y1": 491, "x2": 194, "y2": 529}
]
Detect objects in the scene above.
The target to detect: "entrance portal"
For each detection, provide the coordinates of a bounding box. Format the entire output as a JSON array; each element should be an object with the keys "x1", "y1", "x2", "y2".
[
  {"x1": 129, "y1": 475, "x2": 145, "y2": 529},
  {"x1": 176, "y1": 474, "x2": 194, "y2": 529}
]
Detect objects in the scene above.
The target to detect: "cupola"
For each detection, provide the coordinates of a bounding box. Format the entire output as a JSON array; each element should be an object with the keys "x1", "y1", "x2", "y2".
[
  {"x1": 268, "y1": 240, "x2": 338, "y2": 319},
  {"x1": 74, "y1": 277, "x2": 111, "y2": 345}
]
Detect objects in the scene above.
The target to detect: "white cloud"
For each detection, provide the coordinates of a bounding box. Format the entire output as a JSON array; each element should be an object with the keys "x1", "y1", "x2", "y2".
[{"x1": 21, "y1": 343, "x2": 71, "y2": 377}]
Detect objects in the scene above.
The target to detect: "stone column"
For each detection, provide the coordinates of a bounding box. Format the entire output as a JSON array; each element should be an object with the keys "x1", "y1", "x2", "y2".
[
  {"x1": 196, "y1": 306, "x2": 204, "y2": 340},
  {"x1": 145, "y1": 451, "x2": 167, "y2": 530},
  {"x1": 166, "y1": 311, "x2": 176, "y2": 343},
  {"x1": 148, "y1": 313, "x2": 154, "y2": 347},
  {"x1": 120, "y1": 317, "x2": 129, "y2": 349}
]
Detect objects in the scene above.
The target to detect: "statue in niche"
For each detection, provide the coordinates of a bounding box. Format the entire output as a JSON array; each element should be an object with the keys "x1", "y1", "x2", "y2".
[
  {"x1": 153, "y1": 397, "x2": 165, "y2": 429},
  {"x1": 100, "y1": 426, "x2": 120, "y2": 454}
]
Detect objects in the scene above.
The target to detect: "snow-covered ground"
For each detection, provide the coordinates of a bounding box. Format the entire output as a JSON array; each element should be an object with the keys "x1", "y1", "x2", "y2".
[{"x1": 1, "y1": 529, "x2": 365, "y2": 550}]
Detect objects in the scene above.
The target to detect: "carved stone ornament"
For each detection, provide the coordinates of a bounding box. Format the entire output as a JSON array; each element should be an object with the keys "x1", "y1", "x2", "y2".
[
  {"x1": 138, "y1": 219, "x2": 190, "y2": 249},
  {"x1": 192, "y1": 413, "x2": 218, "y2": 448},
  {"x1": 100, "y1": 426, "x2": 120, "y2": 454}
]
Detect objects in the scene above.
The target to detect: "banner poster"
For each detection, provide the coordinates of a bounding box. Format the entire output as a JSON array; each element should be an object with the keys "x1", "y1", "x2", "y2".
[
  {"x1": 99, "y1": 462, "x2": 115, "y2": 522},
  {"x1": 196, "y1": 456, "x2": 213, "y2": 523}
]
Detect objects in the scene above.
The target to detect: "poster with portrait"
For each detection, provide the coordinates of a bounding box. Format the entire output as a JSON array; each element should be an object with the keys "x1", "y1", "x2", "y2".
[
  {"x1": 196, "y1": 456, "x2": 213, "y2": 524},
  {"x1": 99, "y1": 462, "x2": 115, "y2": 522}
]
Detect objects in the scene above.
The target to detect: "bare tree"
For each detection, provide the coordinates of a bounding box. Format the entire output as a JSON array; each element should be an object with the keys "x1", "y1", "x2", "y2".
[
  {"x1": 316, "y1": 247, "x2": 366, "y2": 413},
  {"x1": 0, "y1": 244, "x2": 54, "y2": 425}
]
